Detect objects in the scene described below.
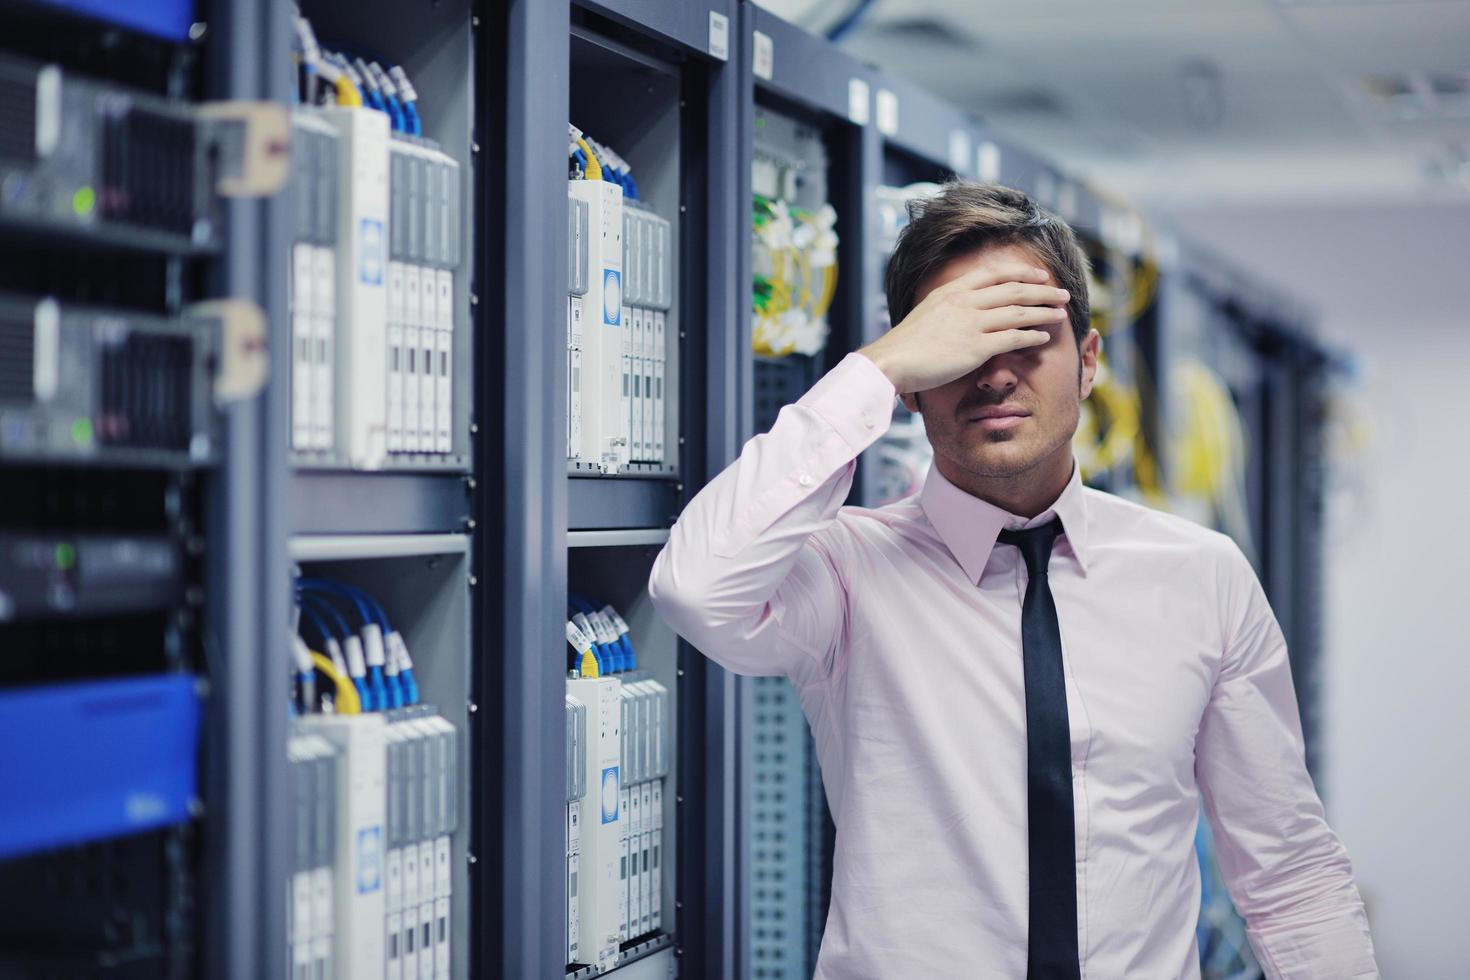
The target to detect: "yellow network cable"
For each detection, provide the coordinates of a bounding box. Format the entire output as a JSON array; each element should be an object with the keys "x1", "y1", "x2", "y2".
[
  {"x1": 309, "y1": 650, "x2": 361, "y2": 715},
  {"x1": 578, "y1": 647, "x2": 599, "y2": 678},
  {"x1": 1075, "y1": 363, "x2": 1140, "y2": 479},
  {"x1": 1125, "y1": 345, "x2": 1167, "y2": 505},
  {"x1": 332, "y1": 71, "x2": 362, "y2": 107},
  {"x1": 575, "y1": 136, "x2": 602, "y2": 181},
  {"x1": 1125, "y1": 259, "x2": 1160, "y2": 320},
  {"x1": 1170, "y1": 360, "x2": 1257, "y2": 562}
]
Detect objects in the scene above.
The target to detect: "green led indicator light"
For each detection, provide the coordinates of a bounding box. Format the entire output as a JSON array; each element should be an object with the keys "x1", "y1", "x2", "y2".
[
  {"x1": 54, "y1": 542, "x2": 76, "y2": 571},
  {"x1": 72, "y1": 185, "x2": 96, "y2": 216},
  {"x1": 71, "y1": 417, "x2": 93, "y2": 446}
]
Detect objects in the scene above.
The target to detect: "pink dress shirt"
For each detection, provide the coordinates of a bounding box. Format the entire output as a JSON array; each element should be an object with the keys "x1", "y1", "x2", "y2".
[{"x1": 649, "y1": 353, "x2": 1377, "y2": 979}]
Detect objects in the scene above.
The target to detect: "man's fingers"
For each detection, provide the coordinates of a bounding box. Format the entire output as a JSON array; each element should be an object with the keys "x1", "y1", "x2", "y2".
[
  {"x1": 934, "y1": 263, "x2": 1052, "y2": 297},
  {"x1": 947, "y1": 281, "x2": 1070, "y2": 311},
  {"x1": 975, "y1": 304, "x2": 1068, "y2": 333},
  {"x1": 984, "y1": 328, "x2": 1052, "y2": 354}
]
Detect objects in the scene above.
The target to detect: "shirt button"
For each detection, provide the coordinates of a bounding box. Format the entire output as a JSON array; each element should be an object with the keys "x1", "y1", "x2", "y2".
[
  {"x1": 862, "y1": 411, "x2": 875, "y2": 429},
  {"x1": 798, "y1": 473, "x2": 813, "y2": 487}
]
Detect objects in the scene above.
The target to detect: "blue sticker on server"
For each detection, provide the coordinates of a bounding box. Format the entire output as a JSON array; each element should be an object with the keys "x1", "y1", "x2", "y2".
[
  {"x1": 359, "y1": 217, "x2": 385, "y2": 285},
  {"x1": 356, "y1": 825, "x2": 383, "y2": 893},
  {"x1": 602, "y1": 269, "x2": 622, "y2": 325},
  {"x1": 601, "y1": 766, "x2": 620, "y2": 823}
]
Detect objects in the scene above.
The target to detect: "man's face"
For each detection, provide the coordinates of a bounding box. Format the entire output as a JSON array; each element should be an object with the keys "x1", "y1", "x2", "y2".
[{"x1": 901, "y1": 243, "x2": 1100, "y2": 481}]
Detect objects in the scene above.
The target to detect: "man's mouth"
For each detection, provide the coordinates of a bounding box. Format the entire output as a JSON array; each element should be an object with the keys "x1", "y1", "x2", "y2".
[{"x1": 965, "y1": 405, "x2": 1030, "y2": 431}]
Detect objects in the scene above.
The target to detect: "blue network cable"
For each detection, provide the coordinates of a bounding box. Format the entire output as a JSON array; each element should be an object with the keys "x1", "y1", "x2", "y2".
[
  {"x1": 298, "y1": 578, "x2": 419, "y2": 709},
  {"x1": 365, "y1": 60, "x2": 405, "y2": 133},
  {"x1": 390, "y1": 65, "x2": 423, "y2": 137},
  {"x1": 298, "y1": 589, "x2": 371, "y2": 708},
  {"x1": 570, "y1": 593, "x2": 637, "y2": 673},
  {"x1": 567, "y1": 594, "x2": 609, "y2": 672},
  {"x1": 298, "y1": 579, "x2": 392, "y2": 709}
]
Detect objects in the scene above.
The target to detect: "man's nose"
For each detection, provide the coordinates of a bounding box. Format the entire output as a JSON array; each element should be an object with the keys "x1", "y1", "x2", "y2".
[{"x1": 977, "y1": 355, "x2": 1021, "y2": 393}]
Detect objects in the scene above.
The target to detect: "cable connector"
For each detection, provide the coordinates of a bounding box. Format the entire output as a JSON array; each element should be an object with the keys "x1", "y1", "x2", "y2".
[
  {"x1": 387, "y1": 630, "x2": 419, "y2": 706},
  {"x1": 567, "y1": 620, "x2": 598, "y2": 678}
]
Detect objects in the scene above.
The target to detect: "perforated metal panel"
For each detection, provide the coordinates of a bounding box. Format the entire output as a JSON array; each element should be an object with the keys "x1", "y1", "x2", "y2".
[
  {"x1": 754, "y1": 357, "x2": 817, "y2": 433},
  {"x1": 748, "y1": 675, "x2": 815, "y2": 979},
  {"x1": 1196, "y1": 815, "x2": 1262, "y2": 980}
]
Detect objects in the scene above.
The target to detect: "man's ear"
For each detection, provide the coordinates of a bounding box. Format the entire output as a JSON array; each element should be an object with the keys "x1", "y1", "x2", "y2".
[
  {"x1": 1078, "y1": 328, "x2": 1101, "y2": 399},
  {"x1": 900, "y1": 391, "x2": 921, "y2": 413}
]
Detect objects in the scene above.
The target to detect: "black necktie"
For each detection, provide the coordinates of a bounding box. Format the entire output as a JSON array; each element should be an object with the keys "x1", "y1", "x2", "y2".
[{"x1": 996, "y1": 518, "x2": 1080, "y2": 980}]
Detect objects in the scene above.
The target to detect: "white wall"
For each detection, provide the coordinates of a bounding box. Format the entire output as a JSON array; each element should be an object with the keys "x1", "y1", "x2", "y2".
[{"x1": 1168, "y1": 202, "x2": 1470, "y2": 977}]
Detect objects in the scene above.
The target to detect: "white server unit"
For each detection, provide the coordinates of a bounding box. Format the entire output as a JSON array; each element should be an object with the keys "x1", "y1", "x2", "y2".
[
  {"x1": 567, "y1": 196, "x2": 589, "y2": 461},
  {"x1": 565, "y1": 675, "x2": 623, "y2": 972},
  {"x1": 287, "y1": 733, "x2": 339, "y2": 980},
  {"x1": 288, "y1": 112, "x2": 341, "y2": 457},
  {"x1": 386, "y1": 136, "x2": 462, "y2": 462},
  {"x1": 567, "y1": 177, "x2": 627, "y2": 473},
  {"x1": 320, "y1": 106, "x2": 391, "y2": 469},
  {"x1": 383, "y1": 707, "x2": 459, "y2": 980},
  {"x1": 386, "y1": 261, "x2": 406, "y2": 453},
  {"x1": 565, "y1": 695, "x2": 587, "y2": 964},
  {"x1": 297, "y1": 713, "x2": 388, "y2": 979},
  {"x1": 620, "y1": 203, "x2": 672, "y2": 467}
]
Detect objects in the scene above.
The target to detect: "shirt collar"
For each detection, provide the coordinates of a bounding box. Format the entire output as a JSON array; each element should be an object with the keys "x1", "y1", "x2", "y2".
[{"x1": 919, "y1": 458, "x2": 1092, "y2": 583}]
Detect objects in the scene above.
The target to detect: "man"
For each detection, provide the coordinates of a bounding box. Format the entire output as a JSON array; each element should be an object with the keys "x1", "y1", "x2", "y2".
[{"x1": 648, "y1": 183, "x2": 1377, "y2": 979}]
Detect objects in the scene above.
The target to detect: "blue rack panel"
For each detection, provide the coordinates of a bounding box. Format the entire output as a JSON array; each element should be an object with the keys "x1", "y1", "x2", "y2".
[{"x1": 0, "y1": 673, "x2": 202, "y2": 860}]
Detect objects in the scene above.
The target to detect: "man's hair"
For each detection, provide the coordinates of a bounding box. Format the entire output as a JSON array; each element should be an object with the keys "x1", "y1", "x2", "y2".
[{"x1": 884, "y1": 181, "x2": 1091, "y2": 349}]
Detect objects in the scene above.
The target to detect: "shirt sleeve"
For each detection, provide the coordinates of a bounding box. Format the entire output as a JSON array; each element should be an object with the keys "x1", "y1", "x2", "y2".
[
  {"x1": 647, "y1": 352, "x2": 894, "y2": 686},
  {"x1": 1196, "y1": 542, "x2": 1379, "y2": 980}
]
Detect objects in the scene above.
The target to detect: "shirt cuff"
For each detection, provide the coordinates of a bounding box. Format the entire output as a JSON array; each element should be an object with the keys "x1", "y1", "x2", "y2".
[{"x1": 797, "y1": 352, "x2": 897, "y2": 454}]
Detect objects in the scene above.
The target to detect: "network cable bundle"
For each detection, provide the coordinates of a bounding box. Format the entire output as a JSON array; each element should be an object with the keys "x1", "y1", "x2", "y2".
[
  {"x1": 292, "y1": 574, "x2": 460, "y2": 980},
  {"x1": 567, "y1": 126, "x2": 673, "y2": 474},
  {"x1": 289, "y1": 11, "x2": 463, "y2": 469},
  {"x1": 752, "y1": 110, "x2": 838, "y2": 359},
  {"x1": 564, "y1": 594, "x2": 670, "y2": 971}
]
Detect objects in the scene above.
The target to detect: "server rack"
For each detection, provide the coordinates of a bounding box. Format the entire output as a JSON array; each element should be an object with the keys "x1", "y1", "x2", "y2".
[
  {"x1": 0, "y1": 0, "x2": 289, "y2": 976},
  {"x1": 739, "y1": 11, "x2": 876, "y2": 977},
  {"x1": 485, "y1": 2, "x2": 743, "y2": 978},
  {"x1": 0, "y1": 4, "x2": 1337, "y2": 979}
]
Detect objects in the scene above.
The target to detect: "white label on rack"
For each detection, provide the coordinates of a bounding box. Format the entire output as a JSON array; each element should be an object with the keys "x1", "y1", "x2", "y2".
[
  {"x1": 949, "y1": 129, "x2": 971, "y2": 175},
  {"x1": 708, "y1": 11, "x2": 729, "y2": 61},
  {"x1": 848, "y1": 77, "x2": 870, "y2": 125},
  {"x1": 977, "y1": 141, "x2": 1002, "y2": 183},
  {"x1": 753, "y1": 30, "x2": 774, "y2": 81},
  {"x1": 876, "y1": 88, "x2": 899, "y2": 137}
]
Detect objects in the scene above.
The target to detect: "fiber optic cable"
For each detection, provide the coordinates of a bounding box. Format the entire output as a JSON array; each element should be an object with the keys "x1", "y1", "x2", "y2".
[
  {"x1": 299, "y1": 591, "x2": 367, "y2": 706},
  {"x1": 601, "y1": 605, "x2": 638, "y2": 672},
  {"x1": 570, "y1": 609, "x2": 608, "y2": 674},
  {"x1": 291, "y1": 636, "x2": 317, "y2": 713},
  {"x1": 298, "y1": 580, "x2": 388, "y2": 709},
  {"x1": 368, "y1": 61, "x2": 405, "y2": 133},
  {"x1": 297, "y1": 603, "x2": 350, "y2": 679},
  {"x1": 324, "y1": 57, "x2": 361, "y2": 107},
  {"x1": 331, "y1": 54, "x2": 366, "y2": 107},
  {"x1": 574, "y1": 136, "x2": 602, "y2": 181},
  {"x1": 352, "y1": 56, "x2": 386, "y2": 113},
  {"x1": 567, "y1": 621, "x2": 599, "y2": 678},
  {"x1": 309, "y1": 650, "x2": 362, "y2": 715},
  {"x1": 571, "y1": 593, "x2": 623, "y2": 672},
  {"x1": 390, "y1": 65, "x2": 422, "y2": 137}
]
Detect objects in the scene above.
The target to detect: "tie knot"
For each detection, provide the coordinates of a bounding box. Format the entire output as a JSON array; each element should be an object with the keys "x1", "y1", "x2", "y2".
[{"x1": 996, "y1": 517, "x2": 1063, "y2": 575}]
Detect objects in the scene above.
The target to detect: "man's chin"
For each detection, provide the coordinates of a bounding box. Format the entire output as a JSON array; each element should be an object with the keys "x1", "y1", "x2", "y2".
[{"x1": 953, "y1": 440, "x2": 1047, "y2": 478}]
